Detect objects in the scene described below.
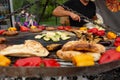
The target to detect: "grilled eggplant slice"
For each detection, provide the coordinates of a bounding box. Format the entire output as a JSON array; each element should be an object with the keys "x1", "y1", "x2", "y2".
[{"x1": 98, "y1": 40, "x2": 112, "y2": 46}]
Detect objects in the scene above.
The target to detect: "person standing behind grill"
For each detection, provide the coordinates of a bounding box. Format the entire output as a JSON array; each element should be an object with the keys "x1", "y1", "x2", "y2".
[{"x1": 52, "y1": 0, "x2": 97, "y2": 27}]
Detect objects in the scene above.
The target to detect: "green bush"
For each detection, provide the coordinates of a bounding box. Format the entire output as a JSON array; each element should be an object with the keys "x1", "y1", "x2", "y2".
[{"x1": 13, "y1": 0, "x2": 68, "y2": 26}]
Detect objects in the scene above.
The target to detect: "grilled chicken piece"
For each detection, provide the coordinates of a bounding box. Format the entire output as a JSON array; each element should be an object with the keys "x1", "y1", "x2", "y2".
[
  {"x1": 56, "y1": 37, "x2": 105, "y2": 61},
  {"x1": 62, "y1": 40, "x2": 105, "y2": 53},
  {"x1": 56, "y1": 50, "x2": 101, "y2": 61},
  {"x1": 0, "y1": 40, "x2": 49, "y2": 57},
  {"x1": 72, "y1": 30, "x2": 85, "y2": 38},
  {"x1": 57, "y1": 50, "x2": 81, "y2": 61},
  {"x1": 46, "y1": 44, "x2": 62, "y2": 51}
]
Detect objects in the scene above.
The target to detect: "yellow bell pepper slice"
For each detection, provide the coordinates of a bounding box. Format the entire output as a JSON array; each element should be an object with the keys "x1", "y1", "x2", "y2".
[
  {"x1": 116, "y1": 46, "x2": 120, "y2": 52},
  {"x1": 79, "y1": 27, "x2": 88, "y2": 31},
  {"x1": 72, "y1": 54, "x2": 95, "y2": 67},
  {"x1": 0, "y1": 55, "x2": 11, "y2": 66},
  {"x1": 76, "y1": 61, "x2": 95, "y2": 67},
  {"x1": 107, "y1": 31, "x2": 117, "y2": 39}
]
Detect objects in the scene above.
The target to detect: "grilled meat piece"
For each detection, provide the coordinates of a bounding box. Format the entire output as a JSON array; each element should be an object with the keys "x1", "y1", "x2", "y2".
[
  {"x1": 62, "y1": 40, "x2": 105, "y2": 53},
  {"x1": 46, "y1": 27, "x2": 56, "y2": 31},
  {"x1": 57, "y1": 50, "x2": 101, "y2": 61},
  {"x1": 29, "y1": 28, "x2": 42, "y2": 33},
  {"x1": 0, "y1": 37, "x2": 6, "y2": 43},
  {"x1": 57, "y1": 50, "x2": 81, "y2": 61},
  {"x1": 2, "y1": 31, "x2": 19, "y2": 36},
  {"x1": 46, "y1": 44, "x2": 62, "y2": 51}
]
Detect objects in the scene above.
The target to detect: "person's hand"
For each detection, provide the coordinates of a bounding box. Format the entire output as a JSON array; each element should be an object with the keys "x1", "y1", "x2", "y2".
[{"x1": 69, "y1": 12, "x2": 81, "y2": 22}]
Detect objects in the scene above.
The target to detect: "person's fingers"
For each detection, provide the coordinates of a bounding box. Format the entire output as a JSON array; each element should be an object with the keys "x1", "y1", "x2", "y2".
[
  {"x1": 70, "y1": 13, "x2": 81, "y2": 21},
  {"x1": 74, "y1": 16, "x2": 81, "y2": 22}
]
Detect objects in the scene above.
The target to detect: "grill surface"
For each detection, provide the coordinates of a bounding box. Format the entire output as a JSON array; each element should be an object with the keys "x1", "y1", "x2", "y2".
[{"x1": 0, "y1": 31, "x2": 120, "y2": 77}]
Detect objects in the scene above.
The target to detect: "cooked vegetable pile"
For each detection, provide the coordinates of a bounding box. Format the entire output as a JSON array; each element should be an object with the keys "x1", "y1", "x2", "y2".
[{"x1": 35, "y1": 31, "x2": 73, "y2": 42}]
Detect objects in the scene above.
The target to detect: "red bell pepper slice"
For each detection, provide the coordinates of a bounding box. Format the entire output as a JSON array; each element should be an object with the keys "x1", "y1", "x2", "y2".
[
  {"x1": 0, "y1": 30, "x2": 6, "y2": 35},
  {"x1": 114, "y1": 41, "x2": 120, "y2": 47},
  {"x1": 57, "y1": 26, "x2": 65, "y2": 30},
  {"x1": 38, "y1": 25, "x2": 46, "y2": 30},
  {"x1": 115, "y1": 37, "x2": 120, "y2": 42},
  {"x1": 14, "y1": 57, "x2": 42, "y2": 67},
  {"x1": 42, "y1": 58, "x2": 60, "y2": 67},
  {"x1": 96, "y1": 30, "x2": 105, "y2": 36},
  {"x1": 64, "y1": 26, "x2": 72, "y2": 31},
  {"x1": 114, "y1": 37, "x2": 120, "y2": 47},
  {"x1": 99, "y1": 49, "x2": 120, "y2": 64},
  {"x1": 20, "y1": 26, "x2": 29, "y2": 32},
  {"x1": 88, "y1": 28, "x2": 98, "y2": 34}
]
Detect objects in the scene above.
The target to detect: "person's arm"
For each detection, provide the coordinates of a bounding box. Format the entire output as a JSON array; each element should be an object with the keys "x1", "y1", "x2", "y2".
[{"x1": 52, "y1": 6, "x2": 81, "y2": 22}]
